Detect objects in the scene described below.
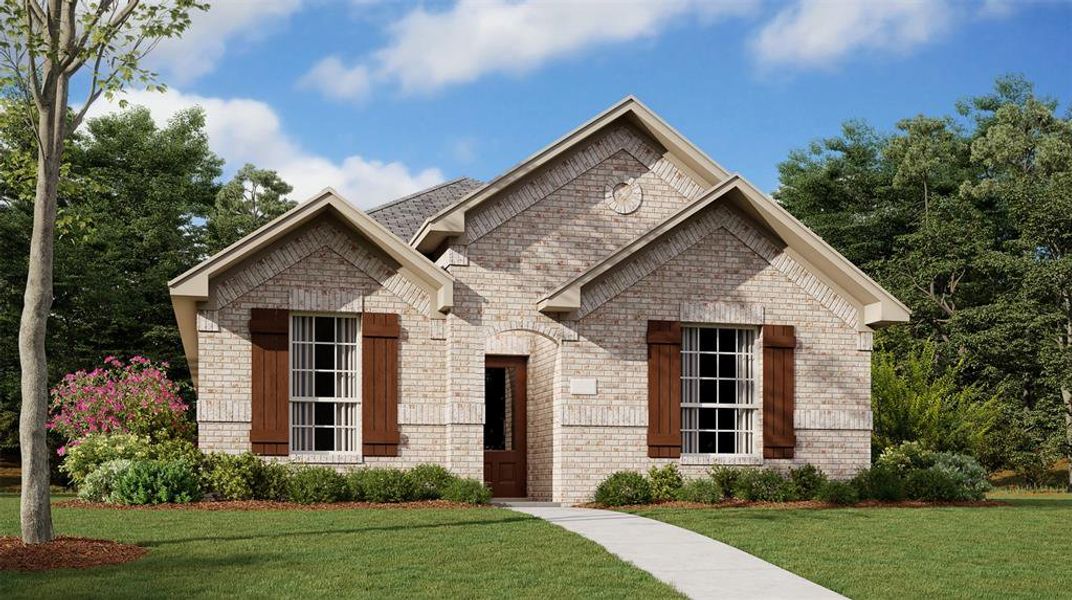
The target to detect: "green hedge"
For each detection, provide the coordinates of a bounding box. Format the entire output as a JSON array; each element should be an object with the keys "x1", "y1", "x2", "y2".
[
  {"x1": 112, "y1": 459, "x2": 202, "y2": 505},
  {"x1": 62, "y1": 433, "x2": 490, "y2": 506},
  {"x1": 287, "y1": 466, "x2": 348, "y2": 504},
  {"x1": 593, "y1": 451, "x2": 990, "y2": 507},
  {"x1": 594, "y1": 472, "x2": 652, "y2": 506}
]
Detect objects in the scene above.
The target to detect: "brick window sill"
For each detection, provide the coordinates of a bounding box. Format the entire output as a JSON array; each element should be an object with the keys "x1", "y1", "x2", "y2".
[
  {"x1": 680, "y1": 454, "x2": 763, "y2": 466},
  {"x1": 287, "y1": 453, "x2": 364, "y2": 465}
]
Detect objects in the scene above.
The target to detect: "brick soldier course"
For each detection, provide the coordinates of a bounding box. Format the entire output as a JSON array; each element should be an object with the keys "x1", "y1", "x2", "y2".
[{"x1": 169, "y1": 97, "x2": 908, "y2": 504}]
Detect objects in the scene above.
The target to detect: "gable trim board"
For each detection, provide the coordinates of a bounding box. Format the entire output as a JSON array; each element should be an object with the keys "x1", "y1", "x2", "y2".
[
  {"x1": 410, "y1": 96, "x2": 732, "y2": 254},
  {"x1": 537, "y1": 176, "x2": 909, "y2": 329},
  {"x1": 168, "y1": 189, "x2": 454, "y2": 383}
]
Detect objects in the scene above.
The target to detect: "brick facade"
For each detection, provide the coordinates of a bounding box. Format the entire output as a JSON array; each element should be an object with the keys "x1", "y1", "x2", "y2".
[{"x1": 193, "y1": 122, "x2": 875, "y2": 504}]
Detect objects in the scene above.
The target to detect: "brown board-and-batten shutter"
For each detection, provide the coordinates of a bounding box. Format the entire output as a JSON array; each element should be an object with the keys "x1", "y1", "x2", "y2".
[
  {"x1": 762, "y1": 324, "x2": 796, "y2": 459},
  {"x1": 647, "y1": 320, "x2": 682, "y2": 458},
  {"x1": 362, "y1": 313, "x2": 401, "y2": 457},
  {"x1": 250, "y1": 308, "x2": 289, "y2": 456}
]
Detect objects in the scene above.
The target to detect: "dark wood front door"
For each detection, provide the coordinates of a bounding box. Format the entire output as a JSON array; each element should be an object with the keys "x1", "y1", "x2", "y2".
[{"x1": 483, "y1": 356, "x2": 527, "y2": 498}]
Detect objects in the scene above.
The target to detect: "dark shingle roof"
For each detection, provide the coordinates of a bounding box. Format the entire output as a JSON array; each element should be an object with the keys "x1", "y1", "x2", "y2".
[{"x1": 367, "y1": 177, "x2": 483, "y2": 242}]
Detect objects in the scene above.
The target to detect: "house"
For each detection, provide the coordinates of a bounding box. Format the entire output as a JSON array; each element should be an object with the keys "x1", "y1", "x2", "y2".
[{"x1": 168, "y1": 97, "x2": 909, "y2": 504}]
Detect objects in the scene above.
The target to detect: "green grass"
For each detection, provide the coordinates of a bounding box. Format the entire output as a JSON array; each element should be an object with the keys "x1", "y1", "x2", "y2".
[
  {"x1": 0, "y1": 496, "x2": 680, "y2": 599},
  {"x1": 630, "y1": 493, "x2": 1072, "y2": 600}
]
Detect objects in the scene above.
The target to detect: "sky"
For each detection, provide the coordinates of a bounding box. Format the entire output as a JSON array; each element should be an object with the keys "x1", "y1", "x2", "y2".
[{"x1": 86, "y1": 0, "x2": 1072, "y2": 209}]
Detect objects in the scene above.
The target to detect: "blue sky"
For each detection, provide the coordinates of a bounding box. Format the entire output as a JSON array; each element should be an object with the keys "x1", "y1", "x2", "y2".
[{"x1": 90, "y1": 0, "x2": 1072, "y2": 209}]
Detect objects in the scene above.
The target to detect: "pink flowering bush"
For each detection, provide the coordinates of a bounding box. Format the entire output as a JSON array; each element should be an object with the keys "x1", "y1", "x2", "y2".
[{"x1": 49, "y1": 356, "x2": 192, "y2": 446}]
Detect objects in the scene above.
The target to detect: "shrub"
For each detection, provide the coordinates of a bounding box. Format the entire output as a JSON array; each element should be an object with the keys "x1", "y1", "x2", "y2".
[
  {"x1": 78, "y1": 459, "x2": 132, "y2": 502},
  {"x1": 48, "y1": 356, "x2": 192, "y2": 443},
  {"x1": 877, "y1": 441, "x2": 936, "y2": 472},
  {"x1": 816, "y1": 480, "x2": 859, "y2": 505},
  {"x1": 709, "y1": 467, "x2": 741, "y2": 498},
  {"x1": 904, "y1": 467, "x2": 964, "y2": 501},
  {"x1": 204, "y1": 452, "x2": 265, "y2": 500},
  {"x1": 352, "y1": 468, "x2": 417, "y2": 503},
  {"x1": 647, "y1": 464, "x2": 684, "y2": 502},
  {"x1": 442, "y1": 478, "x2": 493, "y2": 504},
  {"x1": 200, "y1": 452, "x2": 290, "y2": 501},
  {"x1": 733, "y1": 468, "x2": 791, "y2": 502},
  {"x1": 112, "y1": 459, "x2": 202, "y2": 505},
  {"x1": 787, "y1": 464, "x2": 828, "y2": 500},
  {"x1": 406, "y1": 464, "x2": 457, "y2": 500},
  {"x1": 871, "y1": 343, "x2": 1000, "y2": 460},
  {"x1": 60, "y1": 433, "x2": 151, "y2": 485},
  {"x1": 851, "y1": 464, "x2": 905, "y2": 501},
  {"x1": 593, "y1": 471, "x2": 652, "y2": 506},
  {"x1": 151, "y1": 438, "x2": 204, "y2": 467},
  {"x1": 675, "y1": 478, "x2": 724, "y2": 504},
  {"x1": 287, "y1": 466, "x2": 347, "y2": 504},
  {"x1": 257, "y1": 461, "x2": 291, "y2": 501},
  {"x1": 345, "y1": 469, "x2": 375, "y2": 502},
  {"x1": 932, "y1": 452, "x2": 990, "y2": 501}
]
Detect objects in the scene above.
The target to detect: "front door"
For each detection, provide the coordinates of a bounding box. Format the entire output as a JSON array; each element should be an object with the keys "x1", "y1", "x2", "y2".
[{"x1": 483, "y1": 356, "x2": 527, "y2": 498}]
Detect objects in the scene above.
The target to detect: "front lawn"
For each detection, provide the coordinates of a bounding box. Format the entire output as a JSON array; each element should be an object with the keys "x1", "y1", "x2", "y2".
[
  {"x1": 630, "y1": 493, "x2": 1072, "y2": 600},
  {"x1": 0, "y1": 496, "x2": 680, "y2": 599}
]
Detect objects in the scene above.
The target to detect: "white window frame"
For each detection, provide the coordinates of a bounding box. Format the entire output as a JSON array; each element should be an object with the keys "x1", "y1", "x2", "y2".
[
  {"x1": 681, "y1": 325, "x2": 759, "y2": 457},
  {"x1": 289, "y1": 313, "x2": 360, "y2": 456}
]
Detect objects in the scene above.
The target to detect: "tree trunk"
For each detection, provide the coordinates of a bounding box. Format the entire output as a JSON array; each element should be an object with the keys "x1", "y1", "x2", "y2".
[
  {"x1": 1065, "y1": 318, "x2": 1072, "y2": 492},
  {"x1": 18, "y1": 74, "x2": 69, "y2": 544},
  {"x1": 1064, "y1": 385, "x2": 1071, "y2": 492}
]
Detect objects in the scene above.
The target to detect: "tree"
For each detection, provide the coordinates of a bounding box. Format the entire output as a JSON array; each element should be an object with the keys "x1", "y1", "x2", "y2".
[
  {"x1": 961, "y1": 78, "x2": 1072, "y2": 488},
  {"x1": 776, "y1": 75, "x2": 1069, "y2": 483},
  {"x1": 0, "y1": 0, "x2": 205, "y2": 543},
  {"x1": 776, "y1": 121, "x2": 907, "y2": 273},
  {"x1": 0, "y1": 103, "x2": 221, "y2": 462},
  {"x1": 206, "y1": 163, "x2": 294, "y2": 253},
  {"x1": 871, "y1": 341, "x2": 999, "y2": 459},
  {"x1": 56, "y1": 106, "x2": 220, "y2": 376}
]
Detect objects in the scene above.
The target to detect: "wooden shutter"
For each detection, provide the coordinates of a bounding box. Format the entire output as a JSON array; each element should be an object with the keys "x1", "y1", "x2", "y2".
[
  {"x1": 647, "y1": 320, "x2": 682, "y2": 458},
  {"x1": 362, "y1": 313, "x2": 401, "y2": 457},
  {"x1": 762, "y1": 324, "x2": 796, "y2": 459},
  {"x1": 250, "y1": 308, "x2": 289, "y2": 456}
]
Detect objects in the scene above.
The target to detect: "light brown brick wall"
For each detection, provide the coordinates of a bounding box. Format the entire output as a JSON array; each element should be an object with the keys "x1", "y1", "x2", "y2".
[
  {"x1": 196, "y1": 217, "x2": 448, "y2": 469},
  {"x1": 194, "y1": 121, "x2": 873, "y2": 501},
  {"x1": 526, "y1": 335, "x2": 558, "y2": 500},
  {"x1": 551, "y1": 214, "x2": 871, "y2": 502}
]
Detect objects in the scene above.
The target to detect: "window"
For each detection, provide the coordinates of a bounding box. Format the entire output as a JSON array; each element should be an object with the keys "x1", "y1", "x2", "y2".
[
  {"x1": 681, "y1": 327, "x2": 757, "y2": 454},
  {"x1": 290, "y1": 315, "x2": 359, "y2": 453}
]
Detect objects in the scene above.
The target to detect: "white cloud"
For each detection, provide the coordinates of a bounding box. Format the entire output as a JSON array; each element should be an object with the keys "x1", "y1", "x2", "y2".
[
  {"x1": 978, "y1": 0, "x2": 1016, "y2": 19},
  {"x1": 751, "y1": 0, "x2": 956, "y2": 69},
  {"x1": 299, "y1": 56, "x2": 372, "y2": 101},
  {"x1": 84, "y1": 89, "x2": 443, "y2": 208},
  {"x1": 303, "y1": 0, "x2": 756, "y2": 99},
  {"x1": 148, "y1": 0, "x2": 304, "y2": 84}
]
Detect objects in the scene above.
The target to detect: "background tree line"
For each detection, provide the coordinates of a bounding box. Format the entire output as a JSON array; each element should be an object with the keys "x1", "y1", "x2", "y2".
[
  {"x1": 778, "y1": 75, "x2": 1071, "y2": 485},
  {"x1": 0, "y1": 100, "x2": 295, "y2": 451}
]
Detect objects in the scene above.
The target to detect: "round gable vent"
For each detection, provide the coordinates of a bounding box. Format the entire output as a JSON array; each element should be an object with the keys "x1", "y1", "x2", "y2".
[{"x1": 605, "y1": 176, "x2": 643, "y2": 214}]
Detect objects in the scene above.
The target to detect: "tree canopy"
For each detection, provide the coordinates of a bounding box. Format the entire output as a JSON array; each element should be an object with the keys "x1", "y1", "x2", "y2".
[
  {"x1": 777, "y1": 74, "x2": 1071, "y2": 482},
  {"x1": 0, "y1": 103, "x2": 300, "y2": 451}
]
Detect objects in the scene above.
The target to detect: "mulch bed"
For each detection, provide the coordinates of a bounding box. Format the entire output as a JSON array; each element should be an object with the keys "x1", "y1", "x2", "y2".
[
  {"x1": 0, "y1": 536, "x2": 146, "y2": 572},
  {"x1": 584, "y1": 499, "x2": 1010, "y2": 510},
  {"x1": 55, "y1": 498, "x2": 491, "y2": 511}
]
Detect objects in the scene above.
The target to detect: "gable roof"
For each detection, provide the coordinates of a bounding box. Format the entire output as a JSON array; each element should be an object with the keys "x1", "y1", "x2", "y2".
[
  {"x1": 368, "y1": 177, "x2": 483, "y2": 241},
  {"x1": 410, "y1": 96, "x2": 732, "y2": 253},
  {"x1": 538, "y1": 175, "x2": 910, "y2": 329},
  {"x1": 169, "y1": 189, "x2": 455, "y2": 382}
]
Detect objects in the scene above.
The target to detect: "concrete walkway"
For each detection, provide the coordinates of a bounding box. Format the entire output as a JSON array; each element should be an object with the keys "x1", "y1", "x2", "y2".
[{"x1": 511, "y1": 506, "x2": 845, "y2": 600}]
